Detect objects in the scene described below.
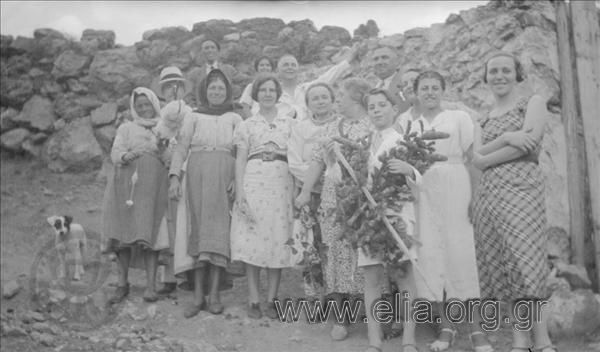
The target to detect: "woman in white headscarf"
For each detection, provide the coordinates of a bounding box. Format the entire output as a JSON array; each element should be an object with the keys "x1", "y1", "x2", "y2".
[{"x1": 103, "y1": 87, "x2": 171, "y2": 304}]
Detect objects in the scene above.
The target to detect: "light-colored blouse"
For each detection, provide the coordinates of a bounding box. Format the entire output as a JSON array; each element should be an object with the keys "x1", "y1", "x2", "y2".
[
  {"x1": 110, "y1": 121, "x2": 160, "y2": 164},
  {"x1": 233, "y1": 110, "x2": 295, "y2": 156},
  {"x1": 169, "y1": 111, "x2": 242, "y2": 176}
]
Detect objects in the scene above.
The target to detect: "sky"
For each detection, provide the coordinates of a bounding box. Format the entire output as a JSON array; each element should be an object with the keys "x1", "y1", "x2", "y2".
[{"x1": 0, "y1": 1, "x2": 488, "y2": 45}]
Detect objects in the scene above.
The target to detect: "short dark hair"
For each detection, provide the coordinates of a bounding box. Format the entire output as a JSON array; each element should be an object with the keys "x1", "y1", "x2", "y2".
[
  {"x1": 201, "y1": 38, "x2": 220, "y2": 51},
  {"x1": 304, "y1": 82, "x2": 336, "y2": 106},
  {"x1": 251, "y1": 74, "x2": 282, "y2": 102},
  {"x1": 363, "y1": 88, "x2": 398, "y2": 109},
  {"x1": 254, "y1": 56, "x2": 275, "y2": 72},
  {"x1": 483, "y1": 52, "x2": 525, "y2": 83},
  {"x1": 413, "y1": 70, "x2": 446, "y2": 93}
]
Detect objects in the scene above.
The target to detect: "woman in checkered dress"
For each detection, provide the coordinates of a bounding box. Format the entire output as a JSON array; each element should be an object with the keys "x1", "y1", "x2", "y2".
[{"x1": 472, "y1": 52, "x2": 556, "y2": 352}]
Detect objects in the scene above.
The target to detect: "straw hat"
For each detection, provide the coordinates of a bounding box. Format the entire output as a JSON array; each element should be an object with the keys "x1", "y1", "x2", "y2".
[{"x1": 155, "y1": 66, "x2": 191, "y2": 100}]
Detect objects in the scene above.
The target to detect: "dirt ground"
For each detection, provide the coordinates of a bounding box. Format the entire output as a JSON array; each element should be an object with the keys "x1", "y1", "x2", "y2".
[{"x1": 1, "y1": 155, "x2": 598, "y2": 352}]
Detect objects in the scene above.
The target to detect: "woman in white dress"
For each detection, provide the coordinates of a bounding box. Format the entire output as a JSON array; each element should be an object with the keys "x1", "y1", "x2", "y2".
[
  {"x1": 230, "y1": 74, "x2": 295, "y2": 320},
  {"x1": 405, "y1": 71, "x2": 492, "y2": 352}
]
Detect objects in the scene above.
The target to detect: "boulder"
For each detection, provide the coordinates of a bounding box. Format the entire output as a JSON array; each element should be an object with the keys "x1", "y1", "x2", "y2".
[
  {"x1": 2, "y1": 280, "x2": 22, "y2": 299},
  {"x1": 28, "y1": 67, "x2": 48, "y2": 92},
  {"x1": 142, "y1": 26, "x2": 193, "y2": 45},
  {"x1": 223, "y1": 33, "x2": 240, "y2": 42},
  {"x1": 9, "y1": 36, "x2": 36, "y2": 55},
  {"x1": 54, "y1": 93, "x2": 103, "y2": 121},
  {"x1": 135, "y1": 39, "x2": 179, "y2": 68},
  {"x1": 80, "y1": 29, "x2": 115, "y2": 52},
  {"x1": 33, "y1": 28, "x2": 65, "y2": 40},
  {"x1": 0, "y1": 35, "x2": 14, "y2": 56},
  {"x1": 0, "y1": 108, "x2": 19, "y2": 132},
  {"x1": 191, "y1": 19, "x2": 236, "y2": 40},
  {"x1": 42, "y1": 116, "x2": 103, "y2": 172},
  {"x1": 547, "y1": 289, "x2": 600, "y2": 337},
  {"x1": 39, "y1": 79, "x2": 64, "y2": 99},
  {"x1": 90, "y1": 103, "x2": 117, "y2": 127},
  {"x1": 66, "y1": 79, "x2": 88, "y2": 94},
  {"x1": 52, "y1": 50, "x2": 91, "y2": 79},
  {"x1": 0, "y1": 76, "x2": 34, "y2": 108},
  {"x1": 318, "y1": 26, "x2": 351, "y2": 46},
  {"x1": 555, "y1": 262, "x2": 592, "y2": 289},
  {"x1": 86, "y1": 47, "x2": 152, "y2": 100},
  {"x1": 4, "y1": 55, "x2": 33, "y2": 76},
  {"x1": 0, "y1": 128, "x2": 30, "y2": 151},
  {"x1": 262, "y1": 45, "x2": 286, "y2": 59},
  {"x1": 13, "y1": 95, "x2": 56, "y2": 131},
  {"x1": 238, "y1": 18, "x2": 285, "y2": 43}
]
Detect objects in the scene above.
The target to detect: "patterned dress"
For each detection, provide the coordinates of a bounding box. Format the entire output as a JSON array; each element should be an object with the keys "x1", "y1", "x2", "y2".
[
  {"x1": 472, "y1": 96, "x2": 549, "y2": 301},
  {"x1": 230, "y1": 111, "x2": 295, "y2": 268},
  {"x1": 314, "y1": 116, "x2": 372, "y2": 295}
]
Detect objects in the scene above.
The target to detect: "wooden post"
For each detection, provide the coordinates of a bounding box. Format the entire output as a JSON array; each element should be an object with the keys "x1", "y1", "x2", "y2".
[
  {"x1": 555, "y1": 0, "x2": 588, "y2": 266},
  {"x1": 570, "y1": 0, "x2": 600, "y2": 288}
]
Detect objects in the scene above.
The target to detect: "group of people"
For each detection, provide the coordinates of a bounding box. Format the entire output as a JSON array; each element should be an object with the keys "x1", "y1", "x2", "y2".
[{"x1": 101, "y1": 37, "x2": 556, "y2": 352}]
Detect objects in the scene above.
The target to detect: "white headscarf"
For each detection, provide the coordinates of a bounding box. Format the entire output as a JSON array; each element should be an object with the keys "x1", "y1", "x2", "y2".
[{"x1": 130, "y1": 87, "x2": 161, "y2": 128}]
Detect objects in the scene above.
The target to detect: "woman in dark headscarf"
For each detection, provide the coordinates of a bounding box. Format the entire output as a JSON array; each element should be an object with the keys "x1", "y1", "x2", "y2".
[{"x1": 169, "y1": 69, "x2": 243, "y2": 318}]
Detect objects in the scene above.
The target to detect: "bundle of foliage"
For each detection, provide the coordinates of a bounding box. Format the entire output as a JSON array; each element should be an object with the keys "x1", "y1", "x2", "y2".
[{"x1": 335, "y1": 120, "x2": 449, "y2": 264}]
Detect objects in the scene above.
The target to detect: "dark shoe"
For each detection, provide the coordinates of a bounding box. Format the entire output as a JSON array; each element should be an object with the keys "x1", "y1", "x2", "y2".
[
  {"x1": 143, "y1": 289, "x2": 158, "y2": 303},
  {"x1": 108, "y1": 283, "x2": 130, "y2": 304},
  {"x1": 208, "y1": 301, "x2": 224, "y2": 315},
  {"x1": 178, "y1": 281, "x2": 193, "y2": 291},
  {"x1": 264, "y1": 302, "x2": 280, "y2": 320},
  {"x1": 184, "y1": 301, "x2": 206, "y2": 319},
  {"x1": 247, "y1": 302, "x2": 262, "y2": 319},
  {"x1": 157, "y1": 282, "x2": 177, "y2": 295}
]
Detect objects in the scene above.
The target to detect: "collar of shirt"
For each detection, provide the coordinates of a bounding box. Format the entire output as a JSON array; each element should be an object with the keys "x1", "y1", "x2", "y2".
[{"x1": 206, "y1": 62, "x2": 220, "y2": 74}]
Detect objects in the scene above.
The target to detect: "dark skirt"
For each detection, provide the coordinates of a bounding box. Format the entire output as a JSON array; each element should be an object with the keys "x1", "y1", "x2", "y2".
[
  {"x1": 102, "y1": 154, "x2": 169, "y2": 266},
  {"x1": 185, "y1": 150, "x2": 234, "y2": 263}
]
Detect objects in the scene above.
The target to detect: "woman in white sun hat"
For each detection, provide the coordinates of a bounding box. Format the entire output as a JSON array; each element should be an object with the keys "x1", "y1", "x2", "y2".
[{"x1": 154, "y1": 66, "x2": 194, "y2": 295}]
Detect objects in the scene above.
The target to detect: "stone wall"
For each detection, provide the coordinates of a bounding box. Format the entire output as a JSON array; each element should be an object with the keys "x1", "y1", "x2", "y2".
[{"x1": 0, "y1": 0, "x2": 580, "y2": 231}]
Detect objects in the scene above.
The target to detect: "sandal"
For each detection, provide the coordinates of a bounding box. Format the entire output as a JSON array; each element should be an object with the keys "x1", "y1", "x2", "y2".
[
  {"x1": 533, "y1": 345, "x2": 558, "y2": 352},
  {"x1": 330, "y1": 324, "x2": 348, "y2": 341},
  {"x1": 402, "y1": 343, "x2": 420, "y2": 352},
  {"x1": 429, "y1": 328, "x2": 456, "y2": 352},
  {"x1": 184, "y1": 301, "x2": 206, "y2": 319},
  {"x1": 142, "y1": 289, "x2": 158, "y2": 303},
  {"x1": 264, "y1": 302, "x2": 280, "y2": 320},
  {"x1": 247, "y1": 302, "x2": 262, "y2": 319},
  {"x1": 108, "y1": 283, "x2": 130, "y2": 304},
  {"x1": 156, "y1": 282, "x2": 176, "y2": 295},
  {"x1": 470, "y1": 331, "x2": 494, "y2": 352}
]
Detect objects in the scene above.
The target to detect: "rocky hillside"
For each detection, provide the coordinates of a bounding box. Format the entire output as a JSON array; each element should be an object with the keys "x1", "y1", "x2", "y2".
[{"x1": 0, "y1": 0, "x2": 582, "y2": 231}]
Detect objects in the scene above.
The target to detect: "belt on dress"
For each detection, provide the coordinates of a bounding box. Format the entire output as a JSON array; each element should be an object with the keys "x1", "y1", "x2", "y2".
[{"x1": 248, "y1": 152, "x2": 288, "y2": 162}]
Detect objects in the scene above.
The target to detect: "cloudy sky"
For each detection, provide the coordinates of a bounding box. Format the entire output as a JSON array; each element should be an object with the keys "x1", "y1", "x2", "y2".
[{"x1": 1, "y1": 1, "x2": 487, "y2": 45}]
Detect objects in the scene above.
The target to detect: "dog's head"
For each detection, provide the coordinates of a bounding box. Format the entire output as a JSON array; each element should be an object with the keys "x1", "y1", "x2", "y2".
[{"x1": 47, "y1": 215, "x2": 73, "y2": 238}]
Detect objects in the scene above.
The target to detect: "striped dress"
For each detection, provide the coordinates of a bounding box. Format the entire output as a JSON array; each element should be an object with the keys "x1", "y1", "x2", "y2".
[{"x1": 472, "y1": 96, "x2": 549, "y2": 301}]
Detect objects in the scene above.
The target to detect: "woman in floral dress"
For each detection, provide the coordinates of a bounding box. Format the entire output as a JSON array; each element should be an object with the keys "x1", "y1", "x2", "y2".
[
  {"x1": 296, "y1": 78, "x2": 372, "y2": 341},
  {"x1": 230, "y1": 74, "x2": 296, "y2": 320}
]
